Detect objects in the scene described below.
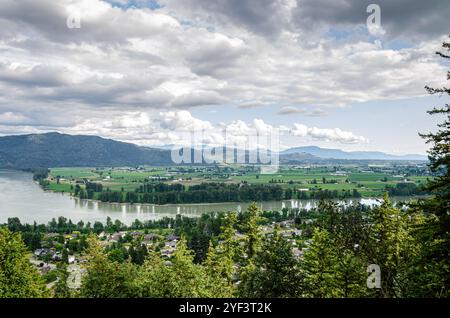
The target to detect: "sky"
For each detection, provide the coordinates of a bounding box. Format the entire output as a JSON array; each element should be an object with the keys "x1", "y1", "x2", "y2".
[{"x1": 0, "y1": 0, "x2": 448, "y2": 154}]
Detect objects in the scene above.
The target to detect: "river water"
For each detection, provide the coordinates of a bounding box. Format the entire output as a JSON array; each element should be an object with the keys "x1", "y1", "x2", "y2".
[{"x1": 0, "y1": 169, "x2": 402, "y2": 225}]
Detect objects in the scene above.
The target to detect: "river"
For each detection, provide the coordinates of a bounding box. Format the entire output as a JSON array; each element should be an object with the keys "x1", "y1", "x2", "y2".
[{"x1": 0, "y1": 169, "x2": 408, "y2": 225}]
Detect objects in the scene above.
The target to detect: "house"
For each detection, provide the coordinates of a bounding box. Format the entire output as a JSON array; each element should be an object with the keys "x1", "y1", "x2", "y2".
[
  {"x1": 143, "y1": 233, "x2": 159, "y2": 241},
  {"x1": 280, "y1": 220, "x2": 294, "y2": 227},
  {"x1": 292, "y1": 247, "x2": 302, "y2": 259},
  {"x1": 40, "y1": 265, "x2": 52, "y2": 275},
  {"x1": 166, "y1": 234, "x2": 178, "y2": 242},
  {"x1": 109, "y1": 232, "x2": 125, "y2": 243},
  {"x1": 293, "y1": 229, "x2": 302, "y2": 236},
  {"x1": 165, "y1": 241, "x2": 177, "y2": 248},
  {"x1": 161, "y1": 249, "x2": 174, "y2": 258},
  {"x1": 34, "y1": 248, "x2": 44, "y2": 257},
  {"x1": 143, "y1": 242, "x2": 154, "y2": 249},
  {"x1": 129, "y1": 231, "x2": 142, "y2": 238},
  {"x1": 34, "y1": 248, "x2": 52, "y2": 257}
]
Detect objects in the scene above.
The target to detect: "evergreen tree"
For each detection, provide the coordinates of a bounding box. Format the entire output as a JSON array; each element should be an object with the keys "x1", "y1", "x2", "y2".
[
  {"x1": 242, "y1": 203, "x2": 262, "y2": 260},
  {"x1": 417, "y1": 36, "x2": 450, "y2": 297},
  {"x1": 239, "y1": 227, "x2": 303, "y2": 297},
  {"x1": 364, "y1": 194, "x2": 418, "y2": 297},
  {"x1": 80, "y1": 235, "x2": 139, "y2": 298},
  {"x1": 62, "y1": 248, "x2": 69, "y2": 264},
  {"x1": 204, "y1": 241, "x2": 235, "y2": 295},
  {"x1": 139, "y1": 237, "x2": 231, "y2": 297},
  {"x1": 302, "y1": 228, "x2": 342, "y2": 297},
  {"x1": 333, "y1": 247, "x2": 370, "y2": 298},
  {"x1": 0, "y1": 227, "x2": 49, "y2": 298},
  {"x1": 54, "y1": 263, "x2": 71, "y2": 298},
  {"x1": 219, "y1": 211, "x2": 241, "y2": 273}
]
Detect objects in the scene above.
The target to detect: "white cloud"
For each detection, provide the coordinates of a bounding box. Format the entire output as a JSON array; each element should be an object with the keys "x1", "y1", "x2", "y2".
[
  {"x1": 291, "y1": 123, "x2": 367, "y2": 144},
  {"x1": 0, "y1": 112, "x2": 30, "y2": 125},
  {"x1": 0, "y1": 0, "x2": 445, "y2": 153},
  {"x1": 278, "y1": 106, "x2": 305, "y2": 115},
  {"x1": 159, "y1": 110, "x2": 213, "y2": 131},
  {"x1": 0, "y1": 0, "x2": 447, "y2": 118}
]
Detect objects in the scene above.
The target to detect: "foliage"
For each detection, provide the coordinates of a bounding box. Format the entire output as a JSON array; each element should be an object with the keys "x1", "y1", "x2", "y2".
[
  {"x1": 80, "y1": 235, "x2": 139, "y2": 298},
  {"x1": 238, "y1": 228, "x2": 303, "y2": 297},
  {"x1": 416, "y1": 36, "x2": 450, "y2": 297},
  {"x1": 138, "y1": 237, "x2": 232, "y2": 297},
  {"x1": 0, "y1": 227, "x2": 49, "y2": 298}
]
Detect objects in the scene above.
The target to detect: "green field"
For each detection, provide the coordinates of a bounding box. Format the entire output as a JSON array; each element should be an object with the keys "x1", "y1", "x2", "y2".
[{"x1": 46, "y1": 164, "x2": 432, "y2": 199}]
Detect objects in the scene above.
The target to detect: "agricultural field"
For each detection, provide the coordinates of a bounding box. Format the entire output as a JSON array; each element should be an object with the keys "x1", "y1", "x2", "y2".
[{"x1": 46, "y1": 163, "x2": 433, "y2": 199}]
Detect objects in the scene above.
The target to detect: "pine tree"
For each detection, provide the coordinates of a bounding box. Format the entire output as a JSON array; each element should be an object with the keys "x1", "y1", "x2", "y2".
[
  {"x1": 54, "y1": 263, "x2": 71, "y2": 298},
  {"x1": 302, "y1": 228, "x2": 341, "y2": 297},
  {"x1": 333, "y1": 247, "x2": 369, "y2": 298},
  {"x1": 220, "y1": 211, "x2": 241, "y2": 263},
  {"x1": 242, "y1": 202, "x2": 262, "y2": 260},
  {"x1": 62, "y1": 248, "x2": 69, "y2": 264},
  {"x1": 417, "y1": 36, "x2": 450, "y2": 297},
  {"x1": 239, "y1": 227, "x2": 303, "y2": 297},
  {"x1": 204, "y1": 241, "x2": 235, "y2": 295},
  {"x1": 365, "y1": 194, "x2": 418, "y2": 297}
]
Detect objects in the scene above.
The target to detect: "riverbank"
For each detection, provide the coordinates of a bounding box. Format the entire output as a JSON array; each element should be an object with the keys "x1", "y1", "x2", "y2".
[{"x1": 0, "y1": 169, "x2": 430, "y2": 226}]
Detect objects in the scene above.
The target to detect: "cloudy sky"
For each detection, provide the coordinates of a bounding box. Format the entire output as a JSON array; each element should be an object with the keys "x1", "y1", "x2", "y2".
[{"x1": 0, "y1": 0, "x2": 448, "y2": 154}]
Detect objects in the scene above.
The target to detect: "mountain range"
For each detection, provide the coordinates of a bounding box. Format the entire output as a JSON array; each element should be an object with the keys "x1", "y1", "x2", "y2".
[
  {"x1": 0, "y1": 133, "x2": 427, "y2": 169},
  {"x1": 281, "y1": 146, "x2": 427, "y2": 161},
  {"x1": 0, "y1": 132, "x2": 171, "y2": 169}
]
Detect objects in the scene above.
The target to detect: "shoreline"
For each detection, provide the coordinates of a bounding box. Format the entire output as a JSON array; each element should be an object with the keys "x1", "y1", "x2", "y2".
[{"x1": 41, "y1": 185, "x2": 430, "y2": 208}]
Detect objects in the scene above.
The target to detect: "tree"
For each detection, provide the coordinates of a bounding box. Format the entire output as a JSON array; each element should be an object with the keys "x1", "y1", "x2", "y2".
[
  {"x1": 80, "y1": 235, "x2": 139, "y2": 298},
  {"x1": 108, "y1": 248, "x2": 126, "y2": 263},
  {"x1": 333, "y1": 247, "x2": 369, "y2": 298},
  {"x1": 0, "y1": 227, "x2": 49, "y2": 298},
  {"x1": 242, "y1": 203, "x2": 262, "y2": 260},
  {"x1": 138, "y1": 237, "x2": 231, "y2": 297},
  {"x1": 239, "y1": 227, "x2": 303, "y2": 297},
  {"x1": 62, "y1": 248, "x2": 69, "y2": 264},
  {"x1": 54, "y1": 263, "x2": 71, "y2": 298},
  {"x1": 302, "y1": 228, "x2": 342, "y2": 297},
  {"x1": 404, "y1": 37, "x2": 450, "y2": 297},
  {"x1": 301, "y1": 226, "x2": 369, "y2": 298},
  {"x1": 220, "y1": 211, "x2": 241, "y2": 266},
  {"x1": 364, "y1": 194, "x2": 418, "y2": 297},
  {"x1": 93, "y1": 221, "x2": 104, "y2": 234},
  {"x1": 204, "y1": 242, "x2": 235, "y2": 296},
  {"x1": 417, "y1": 36, "x2": 450, "y2": 297}
]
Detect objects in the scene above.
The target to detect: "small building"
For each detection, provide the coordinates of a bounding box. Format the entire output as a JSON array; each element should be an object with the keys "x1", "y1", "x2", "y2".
[
  {"x1": 144, "y1": 233, "x2": 159, "y2": 241},
  {"x1": 165, "y1": 241, "x2": 177, "y2": 248},
  {"x1": 166, "y1": 234, "x2": 179, "y2": 242},
  {"x1": 292, "y1": 247, "x2": 302, "y2": 259},
  {"x1": 161, "y1": 249, "x2": 174, "y2": 258}
]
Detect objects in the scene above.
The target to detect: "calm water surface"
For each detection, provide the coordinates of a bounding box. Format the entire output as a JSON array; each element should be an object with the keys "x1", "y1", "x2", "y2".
[{"x1": 0, "y1": 169, "x2": 406, "y2": 225}]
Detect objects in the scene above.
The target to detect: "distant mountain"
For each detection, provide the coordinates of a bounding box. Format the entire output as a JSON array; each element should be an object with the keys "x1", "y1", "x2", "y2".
[
  {"x1": 0, "y1": 133, "x2": 428, "y2": 169},
  {"x1": 279, "y1": 152, "x2": 322, "y2": 164},
  {"x1": 0, "y1": 132, "x2": 172, "y2": 169},
  {"x1": 281, "y1": 146, "x2": 427, "y2": 161}
]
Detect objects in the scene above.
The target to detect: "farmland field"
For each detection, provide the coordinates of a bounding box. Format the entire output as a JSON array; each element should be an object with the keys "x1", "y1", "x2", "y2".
[{"x1": 46, "y1": 163, "x2": 432, "y2": 199}]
